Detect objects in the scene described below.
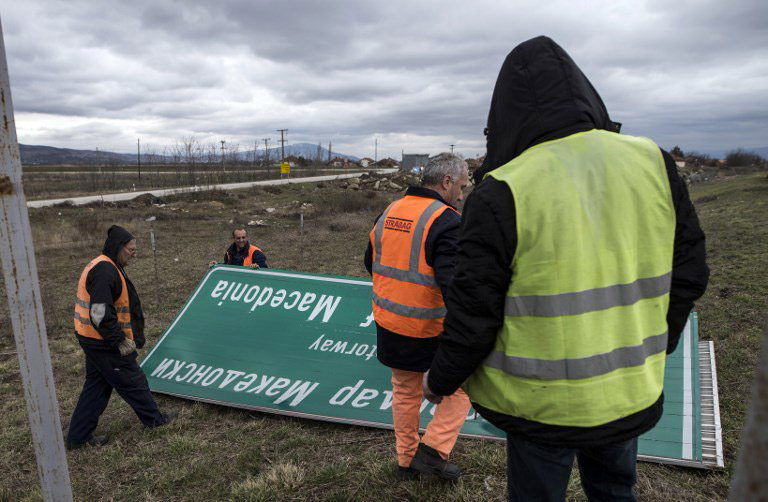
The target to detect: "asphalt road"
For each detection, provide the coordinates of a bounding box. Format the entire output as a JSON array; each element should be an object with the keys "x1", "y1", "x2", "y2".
[{"x1": 27, "y1": 170, "x2": 397, "y2": 208}]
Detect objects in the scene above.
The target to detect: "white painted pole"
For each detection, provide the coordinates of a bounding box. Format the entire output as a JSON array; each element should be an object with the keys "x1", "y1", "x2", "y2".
[
  {"x1": 0, "y1": 16, "x2": 74, "y2": 502},
  {"x1": 729, "y1": 324, "x2": 768, "y2": 500}
]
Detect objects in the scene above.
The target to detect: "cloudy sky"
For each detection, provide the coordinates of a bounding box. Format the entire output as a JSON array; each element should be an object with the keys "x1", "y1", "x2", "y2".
[{"x1": 2, "y1": 0, "x2": 766, "y2": 159}]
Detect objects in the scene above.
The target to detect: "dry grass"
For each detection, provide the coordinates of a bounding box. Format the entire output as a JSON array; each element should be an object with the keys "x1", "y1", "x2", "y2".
[{"x1": 1, "y1": 173, "x2": 766, "y2": 500}]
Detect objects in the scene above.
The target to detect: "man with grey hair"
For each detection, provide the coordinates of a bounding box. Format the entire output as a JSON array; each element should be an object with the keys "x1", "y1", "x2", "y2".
[{"x1": 364, "y1": 153, "x2": 471, "y2": 481}]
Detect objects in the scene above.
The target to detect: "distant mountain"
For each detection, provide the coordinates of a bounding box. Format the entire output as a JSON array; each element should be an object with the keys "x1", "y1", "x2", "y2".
[
  {"x1": 19, "y1": 142, "x2": 360, "y2": 166},
  {"x1": 20, "y1": 144, "x2": 137, "y2": 165},
  {"x1": 254, "y1": 142, "x2": 360, "y2": 162}
]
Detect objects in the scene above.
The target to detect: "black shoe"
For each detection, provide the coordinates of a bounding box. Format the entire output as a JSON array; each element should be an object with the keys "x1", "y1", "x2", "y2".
[
  {"x1": 397, "y1": 466, "x2": 420, "y2": 481},
  {"x1": 66, "y1": 434, "x2": 109, "y2": 451},
  {"x1": 158, "y1": 410, "x2": 178, "y2": 426},
  {"x1": 147, "y1": 410, "x2": 178, "y2": 428},
  {"x1": 409, "y1": 443, "x2": 461, "y2": 480}
]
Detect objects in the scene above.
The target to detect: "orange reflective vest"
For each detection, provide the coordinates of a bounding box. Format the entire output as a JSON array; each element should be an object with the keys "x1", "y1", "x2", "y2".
[
  {"x1": 369, "y1": 195, "x2": 457, "y2": 338},
  {"x1": 74, "y1": 255, "x2": 133, "y2": 341},
  {"x1": 227, "y1": 244, "x2": 262, "y2": 267}
]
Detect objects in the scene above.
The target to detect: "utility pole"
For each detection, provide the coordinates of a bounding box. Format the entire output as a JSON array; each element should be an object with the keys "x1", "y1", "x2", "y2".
[
  {"x1": 252, "y1": 140, "x2": 258, "y2": 167},
  {"x1": 375, "y1": 138, "x2": 378, "y2": 164},
  {"x1": 328, "y1": 142, "x2": 332, "y2": 163},
  {"x1": 263, "y1": 138, "x2": 270, "y2": 167},
  {"x1": 220, "y1": 140, "x2": 226, "y2": 168},
  {"x1": 450, "y1": 144, "x2": 455, "y2": 154},
  {"x1": 137, "y1": 138, "x2": 141, "y2": 182},
  {"x1": 276, "y1": 129, "x2": 288, "y2": 163}
]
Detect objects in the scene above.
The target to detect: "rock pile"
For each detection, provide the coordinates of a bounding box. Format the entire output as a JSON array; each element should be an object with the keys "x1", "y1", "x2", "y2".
[{"x1": 338, "y1": 171, "x2": 420, "y2": 193}]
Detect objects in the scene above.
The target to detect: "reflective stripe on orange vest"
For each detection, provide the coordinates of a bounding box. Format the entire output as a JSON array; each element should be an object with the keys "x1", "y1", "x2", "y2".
[
  {"x1": 370, "y1": 196, "x2": 456, "y2": 338},
  {"x1": 74, "y1": 255, "x2": 134, "y2": 341}
]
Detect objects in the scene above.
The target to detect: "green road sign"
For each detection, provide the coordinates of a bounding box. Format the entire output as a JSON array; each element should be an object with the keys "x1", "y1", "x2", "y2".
[{"x1": 141, "y1": 267, "x2": 722, "y2": 468}]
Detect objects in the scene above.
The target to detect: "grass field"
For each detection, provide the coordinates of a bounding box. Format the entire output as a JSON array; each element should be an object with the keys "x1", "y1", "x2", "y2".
[{"x1": 0, "y1": 172, "x2": 766, "y2": 501}]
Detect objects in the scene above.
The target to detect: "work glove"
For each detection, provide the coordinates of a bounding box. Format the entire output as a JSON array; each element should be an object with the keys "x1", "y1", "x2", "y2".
[{"x1": 118, "y1": 338, "x2": 137, "y2": 356}]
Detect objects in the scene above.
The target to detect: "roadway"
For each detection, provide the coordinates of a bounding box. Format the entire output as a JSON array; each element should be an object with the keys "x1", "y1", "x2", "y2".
[{"x1": 27, "y1": 170, "x2": 396, "y2": 208}]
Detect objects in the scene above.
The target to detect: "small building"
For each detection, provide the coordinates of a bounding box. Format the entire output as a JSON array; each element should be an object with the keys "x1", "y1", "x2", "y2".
[
  {"x1": 329, "y1": 156, "x2": 350, "y2": 168},
  {"x1": 402, "y1": 154, "x2": 430, "y2": 172},
  {"x1": 375, "y1": 157, "x2": 400, "y2": 168},
  {"x1": 360, "y1": 157, "x2": 374, "y2": 168}
]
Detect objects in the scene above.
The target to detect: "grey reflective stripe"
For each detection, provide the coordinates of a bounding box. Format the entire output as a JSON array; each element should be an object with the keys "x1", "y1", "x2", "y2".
[
  {"x1": 372, "y1": 293, "x2": 446, "y2": 320},
  {"x1": 76, "y1": 301, "x2": 129, "y2": 314},
  {"x1": 505, "y1": 272, "x2": 672, "y2": 317},
  {"x1": 73, "y1": 311, "x2": 91, "y2": 326},
  {"x1": 373, "y1": 203, "x2": 395, "y2": 262},
  {"x1": 371, "y1": 262, "x2": 437, "y2": 287},
  {"x1": 484, "y1": 331, "x2": 668, "y2": 381},
  {"x1": 408, "y1": 201, "x2": 446, "y2": 273},
  {"x1": 74, "y1": 312, "x2": 131, "y2": 330},
  {"x1": 373, "y1": 199, "x2": 445, "y2": 288}
]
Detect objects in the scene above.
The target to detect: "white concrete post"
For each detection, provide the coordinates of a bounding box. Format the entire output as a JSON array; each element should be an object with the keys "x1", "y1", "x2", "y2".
[
  {"x1": 729, "y1": 324, "x2": 768, "y2": 500},
  {"x1": 0, "y1": 15, "x2": 74, "y2": 502}
]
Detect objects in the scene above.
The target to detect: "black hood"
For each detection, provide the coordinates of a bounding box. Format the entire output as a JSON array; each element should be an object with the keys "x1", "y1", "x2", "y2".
[
  {"x1": 102, "y1": 225, "x2": 134, "y2": 263},
  {"x1": 475, "y1": 36, "x2": 620, "y2": 183}
]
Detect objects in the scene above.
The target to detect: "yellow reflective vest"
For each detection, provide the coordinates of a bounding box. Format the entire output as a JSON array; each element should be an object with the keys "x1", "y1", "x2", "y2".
[{"x1": 463, "y1": 130, "x2": 676, "y2": 427}]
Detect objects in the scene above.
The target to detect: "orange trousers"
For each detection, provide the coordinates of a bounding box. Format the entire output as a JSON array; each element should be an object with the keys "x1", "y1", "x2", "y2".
[{"x1": 391, "y1": 368, "x2": 472, "y2": 467}]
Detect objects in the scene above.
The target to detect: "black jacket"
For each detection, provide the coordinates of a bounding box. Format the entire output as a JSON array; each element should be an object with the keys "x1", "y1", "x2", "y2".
[
  {"x1": 364, "y1": 186, "x2": 461, "y2": 371},
  {"x1": 223, "y1": 241, "x2": 268, "y2": 268},
  {"x1": 427, "y1": 36, "x2": 709, "y2": 447},
  {"x1": 76, "y1": 225, "x2": 146, "y2": 351}
]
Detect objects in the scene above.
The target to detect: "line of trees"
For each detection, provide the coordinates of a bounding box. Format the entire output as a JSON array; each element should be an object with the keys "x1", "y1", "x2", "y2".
[{"x1": 670, "y1": 145, "x2": 765, "y2": 168}]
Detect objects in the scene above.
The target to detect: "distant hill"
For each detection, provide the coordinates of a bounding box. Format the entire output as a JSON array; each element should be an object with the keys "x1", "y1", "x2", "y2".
[
  {"x1": 19, "y1": 142, "x2": 360, "y2": 166},
  {"x1": 20, "y1": 144, "x2": 137, "y2": 165},
  {"x1": 259, "y1": 143, "x2": 360, "y2": 162}
]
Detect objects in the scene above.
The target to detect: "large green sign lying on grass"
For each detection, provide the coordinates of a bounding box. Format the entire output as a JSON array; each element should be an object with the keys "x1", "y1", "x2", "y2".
[{"x1": 141, "y1": 267, "x2": 722, "y2": 469}]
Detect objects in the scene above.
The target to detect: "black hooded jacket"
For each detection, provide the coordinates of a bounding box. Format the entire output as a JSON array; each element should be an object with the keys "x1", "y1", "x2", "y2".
[
  {"x1": 76, "y1": 225, "x2": 146, "y2": 350},
  {"x1": 427, "y1": 36, "x2": 709, "y2": 446}
]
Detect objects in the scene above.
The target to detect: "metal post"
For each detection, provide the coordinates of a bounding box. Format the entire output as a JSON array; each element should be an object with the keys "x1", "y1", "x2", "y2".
[
  {"x1": 729, "y1": 324, "x2": 768, "y2": 500},
  {"x1": 0, "y1": 17, "x2": 73, "y2": 501},
  {"x1": 150, "y1": 230, "x2": 158, "y2": 282},
  {"x1": 137, "y1": 138, "x2": 141, "y2": 182}
]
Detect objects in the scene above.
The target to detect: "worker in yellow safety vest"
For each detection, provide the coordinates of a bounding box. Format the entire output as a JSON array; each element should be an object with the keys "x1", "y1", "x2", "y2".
[
  {"x1": 423, "y1": 37, "x2": 709, "y2": 501},
  {"x1": 364, "y1": 153, "x2": 471, "y2": 481}
]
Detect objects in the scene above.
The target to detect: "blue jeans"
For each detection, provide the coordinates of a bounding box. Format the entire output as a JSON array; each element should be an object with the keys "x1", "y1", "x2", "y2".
[{"x1": 506, "y1": 434, "x2": 638, "y2": 502}]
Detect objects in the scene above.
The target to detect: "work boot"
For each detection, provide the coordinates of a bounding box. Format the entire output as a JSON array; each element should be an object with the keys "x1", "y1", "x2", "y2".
[
  {"x1": 396, "y1": 466, "x2": 419, "y2": 481},
  {"x1": 148, "y1": 410, "x2": 178, "y2": 428},
  {"x1": 66, "y1": 434, "x2": 110, "y2": 451},
  {"x1": 409, "y1": 443, "x2": 461, "y2": 480}
]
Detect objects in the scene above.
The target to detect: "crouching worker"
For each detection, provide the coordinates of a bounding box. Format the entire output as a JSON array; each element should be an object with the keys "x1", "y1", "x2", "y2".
[
  {"x1": 68, "y1": 225, "x2": 176, "y2": 450},
  {"x1": 208, "y1": 226, "x2": 268, "y2": 269},
  {"x1": 364, "y1": 153, "x2": 472, "y2": 481}
]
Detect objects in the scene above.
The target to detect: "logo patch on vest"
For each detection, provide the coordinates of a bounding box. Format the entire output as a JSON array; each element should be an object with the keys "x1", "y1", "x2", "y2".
[{"x1": 384, "y1": 217, "x2": 413, "y2": 233}]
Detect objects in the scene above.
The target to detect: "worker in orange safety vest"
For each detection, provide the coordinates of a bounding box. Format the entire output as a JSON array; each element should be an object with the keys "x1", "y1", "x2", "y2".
[
  {"x1": 364, "y1": 153, "x2": 471, "y2": 481},
  {"x1": 68, "y1": 225, "x2": 177, "y2": 450},
  {"x1": 209, "y1": 226, "x2": 268, "y2": 269}
]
